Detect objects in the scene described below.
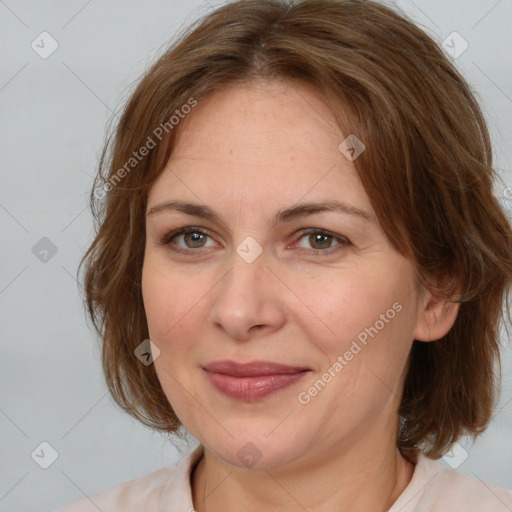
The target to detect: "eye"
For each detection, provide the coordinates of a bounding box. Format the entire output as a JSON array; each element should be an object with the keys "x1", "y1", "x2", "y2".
[
  {"x1": 292, "y1": 228, "x2": 351, "y2": 254},
  {"x1": 158, "y1": 227, "x2": 216, "y2": 253},
  {"x1": 158, "y1": 226, "x2": 351, "y2": 255}
]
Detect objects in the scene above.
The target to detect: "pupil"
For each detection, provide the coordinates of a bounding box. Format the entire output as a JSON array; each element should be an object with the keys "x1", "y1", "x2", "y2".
[
  {"x1": 187, "y1": 233, "x2": 204, "y2": 247},
  {"x1": 313, "y1": 233, "x2": 330, "y2": 249}
]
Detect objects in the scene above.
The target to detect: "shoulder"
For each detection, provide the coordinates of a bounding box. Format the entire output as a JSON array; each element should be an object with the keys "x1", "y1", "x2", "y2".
[
  {"x1": 56, "y1": 465, "x2": 177, "y2": 511},
  {"x1": 411, "y1": 454, "x2": 512, "y2": 511},
  {"x1": 56, "y1": 444, "x2": 204, "y2": 512}
]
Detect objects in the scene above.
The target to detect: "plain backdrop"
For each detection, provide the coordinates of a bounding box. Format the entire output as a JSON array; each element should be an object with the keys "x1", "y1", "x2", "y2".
[{"x1": 1, "y1": 0, "x2": 511, "y2": 510}]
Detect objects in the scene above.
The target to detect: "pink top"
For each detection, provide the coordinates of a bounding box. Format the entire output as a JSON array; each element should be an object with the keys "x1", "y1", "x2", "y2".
[{"x1": 57, "y1": 444, "x2": 512, "y2": 511}]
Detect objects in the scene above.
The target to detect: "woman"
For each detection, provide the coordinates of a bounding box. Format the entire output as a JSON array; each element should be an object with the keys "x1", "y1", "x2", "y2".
[{"x1": 59, "y1": 0, "x2": 512, "y2": 510}]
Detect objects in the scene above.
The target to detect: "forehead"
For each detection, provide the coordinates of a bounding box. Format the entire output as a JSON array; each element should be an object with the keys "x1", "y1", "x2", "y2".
[
  {"x1": 147, "y1": 79, "x2": 374, "y2": 220},
  {"x1": 172, "y1": 79, "x2": 343, "y2": 161}
]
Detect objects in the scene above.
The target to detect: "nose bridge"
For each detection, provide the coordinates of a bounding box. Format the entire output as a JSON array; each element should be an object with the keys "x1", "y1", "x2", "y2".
[{"x1": 221, "y1": 239, "x2": 267, "y2": 301}]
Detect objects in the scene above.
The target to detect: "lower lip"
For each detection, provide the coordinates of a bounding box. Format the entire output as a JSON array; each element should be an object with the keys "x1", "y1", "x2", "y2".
[{"x1": 204, "y1": 370, "x2": 310, "y2": 400}]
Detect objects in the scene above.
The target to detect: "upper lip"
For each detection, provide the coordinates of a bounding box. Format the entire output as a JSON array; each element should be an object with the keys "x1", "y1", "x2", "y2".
[{"x1": 202, "y1": 360, "x2": 309, "y2": 377}]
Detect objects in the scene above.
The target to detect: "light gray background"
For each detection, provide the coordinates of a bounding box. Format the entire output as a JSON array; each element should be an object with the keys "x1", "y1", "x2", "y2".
[{"x1": 1, "y1": 1, "x2": 511, "y2": 510}]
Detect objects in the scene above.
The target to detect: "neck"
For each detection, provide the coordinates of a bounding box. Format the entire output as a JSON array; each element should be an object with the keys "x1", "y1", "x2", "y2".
[{"x1": 191, "y1": 430, "x2": 415, "y2": 512}]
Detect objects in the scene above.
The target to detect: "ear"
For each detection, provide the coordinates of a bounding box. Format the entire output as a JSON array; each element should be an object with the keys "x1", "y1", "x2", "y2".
[{"x1": 413, "y1": 279, "x2": 461, "y2": 342}]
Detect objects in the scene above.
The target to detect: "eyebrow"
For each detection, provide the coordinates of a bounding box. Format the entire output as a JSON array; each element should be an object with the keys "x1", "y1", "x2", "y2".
[{"x1": 146, "y1": 199, "x2": 375, "y2": 225}]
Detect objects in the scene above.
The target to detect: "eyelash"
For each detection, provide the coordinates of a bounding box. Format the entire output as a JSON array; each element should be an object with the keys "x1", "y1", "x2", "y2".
[{"x1": 157, "y1": 226, "x2": 351, "y2": 256}]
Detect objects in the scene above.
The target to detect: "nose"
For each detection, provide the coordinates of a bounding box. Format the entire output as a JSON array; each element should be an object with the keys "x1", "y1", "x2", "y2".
[{"x1": 207, "y1": 245, "x2": 287, "y2": 341}]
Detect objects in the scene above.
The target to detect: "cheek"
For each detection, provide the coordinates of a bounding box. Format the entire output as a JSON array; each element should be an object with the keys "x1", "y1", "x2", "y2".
[
  {"x1": 294, "y1": 269, "x2": 414, "y2": 391},
  {"x1": 142, "y1": 260, "x2": 205, "y2": 410},
  {"x1": 292, "y1": 268, "x2": 392, "y2": 345},
  {"x1": 142, "y1": 255, "x2": 206, "y2": 342}
]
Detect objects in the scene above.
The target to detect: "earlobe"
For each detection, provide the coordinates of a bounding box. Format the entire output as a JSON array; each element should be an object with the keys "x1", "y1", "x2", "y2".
[{"x1": 413, "y1": 289, "x2": 461, "y2": 342}]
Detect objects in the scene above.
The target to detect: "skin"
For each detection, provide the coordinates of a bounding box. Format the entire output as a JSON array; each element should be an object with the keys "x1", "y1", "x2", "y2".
[{"x1": 141, "y1": 78, "x2": 460, "y2": 512}]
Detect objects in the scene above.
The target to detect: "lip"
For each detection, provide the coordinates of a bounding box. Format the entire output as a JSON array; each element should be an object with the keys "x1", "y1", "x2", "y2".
[
  {"x1": 202, "y1": 360, "x2": 311, "y2": 400},
  {"x1": 203, "y1": 360, "x2": 309, "y2": 377}
]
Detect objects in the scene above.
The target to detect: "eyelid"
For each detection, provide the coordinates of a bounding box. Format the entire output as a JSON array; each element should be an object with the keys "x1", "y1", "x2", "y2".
[{"x1": 158, "y1": 226, "x2": 218, "y2": 246}]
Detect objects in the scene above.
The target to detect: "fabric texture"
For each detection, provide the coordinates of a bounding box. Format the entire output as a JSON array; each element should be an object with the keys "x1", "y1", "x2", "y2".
[{"x1": 57, "y1": 444, "x2": 512, "y2": 511}]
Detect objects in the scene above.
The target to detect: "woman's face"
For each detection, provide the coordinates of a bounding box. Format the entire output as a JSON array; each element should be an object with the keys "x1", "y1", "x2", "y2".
[{"x1": 142, "y1": 79, "x2": 429, "y2": 470}]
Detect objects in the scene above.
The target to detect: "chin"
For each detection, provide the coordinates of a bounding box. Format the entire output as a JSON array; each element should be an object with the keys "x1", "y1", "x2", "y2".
[{"x1": 200, "y1": 430, "x2": 311, "y2": 472}]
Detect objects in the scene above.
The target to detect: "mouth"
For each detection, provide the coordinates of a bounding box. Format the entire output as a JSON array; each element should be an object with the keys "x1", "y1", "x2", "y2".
[{"x1": 202, "y1": 360, "x2": 311, "y2": 400}]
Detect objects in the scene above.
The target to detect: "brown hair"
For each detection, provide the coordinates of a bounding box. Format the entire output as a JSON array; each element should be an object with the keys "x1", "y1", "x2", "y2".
[{"x1": 79, "y1": 0, "x2": 512, "y2": 461}]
